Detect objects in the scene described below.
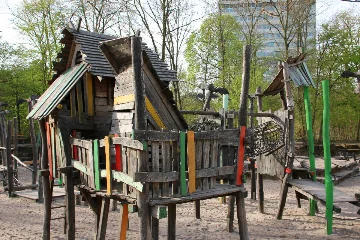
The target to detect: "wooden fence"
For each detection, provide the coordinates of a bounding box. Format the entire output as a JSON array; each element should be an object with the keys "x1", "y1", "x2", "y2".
[{"x1": 69, "y1": 129, "x2": 240, "y2": 199}]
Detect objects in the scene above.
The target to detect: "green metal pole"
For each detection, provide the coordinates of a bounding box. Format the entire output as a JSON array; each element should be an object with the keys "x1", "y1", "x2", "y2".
[
  {"x1": 322, "y1": 80, "x2": 333, "y2": 235},
  {"x1": 303, "y1": 86, "x2": 317, "y2": 216}
]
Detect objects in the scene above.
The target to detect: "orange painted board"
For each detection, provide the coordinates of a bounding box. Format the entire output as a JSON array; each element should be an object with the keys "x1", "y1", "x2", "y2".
[
  {"x1": 236, "y1": 126, "x2": 246, "y2": 186},
  {"x1": 105, "y1": 136, "x2": 112, "y2": 194},
  {"x1": 119, "y1": 204, "x2": 129, "y2": 240},
  {"x1": 187, "y1": 131, "x2": 196, "y2": 193},
  {"x1": 86, "y1": 72, "x2": 94, "y2": 116},
  {"x1": 72, "y1": 130, "x2": 78, "y2": 160},
  {"x1": 46, "y1": 122, "x2": 53, "y2": 180}
]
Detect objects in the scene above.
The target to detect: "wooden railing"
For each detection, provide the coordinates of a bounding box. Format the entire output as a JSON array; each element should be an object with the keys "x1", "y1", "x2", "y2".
[{"x1": 69, "y1": 129, "x2": 240, "y2": 199}]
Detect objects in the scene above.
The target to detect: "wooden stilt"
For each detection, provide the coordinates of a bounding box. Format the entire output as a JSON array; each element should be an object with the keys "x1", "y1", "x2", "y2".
[
  {"x1": 236, "y1": 192, "x2": 249, "y2": 240},
  {"x1": 227, "y1": 196, "x2": 235, "y2": 232},
  {"x1": 97, "y1": 197, "x2": 110, "y2": 240},
  {"x1": 295, "y1": 191, "x2": 302, "y2": 208},
  {"x1": 118, "y1": 204, "x2": 129, "y2": 240},
  {"x1": 168, "y1": 204, "x2": 176, "y2": 240},
  {"x1": 195, "y1": 200, "x2": 200, "y2": 219},
  {"x1": 250, "y1": 158, "x2": 256, "y2": 200},
  {"x1": 257, "y1": 173, "x2": 264, "y2": 213},
  {"x1": 6, "y1": 120, "x2": 14, "y2": 197},
  {"x1": 65, "y1": 170, "x2": 75, "y2": 239},
  {"x1": 39, "y1": 119, "x2": 51, "y2": 240},
  {"x1": 276, "y1": 175, "x2": 290, "y2": 220}
]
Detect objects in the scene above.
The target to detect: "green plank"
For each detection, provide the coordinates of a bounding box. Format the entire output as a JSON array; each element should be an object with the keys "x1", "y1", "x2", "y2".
[
  {"x1": 72, "y1": 160, "x2": 88, "y2": 174},
  {"x1": 100, "y1": 170, "x2": 144, "y2": 192},
  {"x1": 180, "y1": 131, "x2": 187, "y2": 195},
  {"x1": 93, "y1": 139, "x2": 100, "y2": 191},
  {"x1": 322, "y1": 80, "x2": 333, "y2": 235},
  {"x1": 304, "y1": 86, "x2": 317, "y2": 216}
]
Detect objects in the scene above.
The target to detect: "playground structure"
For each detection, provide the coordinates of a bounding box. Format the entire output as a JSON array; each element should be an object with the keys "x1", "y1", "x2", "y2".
[
  {"x1": 0, "y1": 98, "x2": 40, "y2": 199},
  {"x1": 26, "y1": 26, "x2": 252, "y2": 240},
  {"x1": 248, "y1": 55, "x2": 360, "y2": 234}
]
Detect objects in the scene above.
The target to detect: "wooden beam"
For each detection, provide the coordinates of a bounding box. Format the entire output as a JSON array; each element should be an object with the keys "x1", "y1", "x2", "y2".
[
  {"x1": 114, "y1": 94, "x2": 135, "y2": 105},
  {"x1": 105, "y1": 136, "x2": 112, "y2": 195},
  {"x1": 187, "y1": 131, "x2": 196, "y2": 194},
  {"x1": 100, "y1": 170, "x2": 143, "y2": 192},
  {"x1": 96, "y1": 197, "x2": 110, "y2": 240}
]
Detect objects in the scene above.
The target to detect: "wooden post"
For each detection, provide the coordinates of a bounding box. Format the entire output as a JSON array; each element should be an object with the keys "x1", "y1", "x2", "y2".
[
  {"x1": 28, "y1": 99, "x2": 38, "y2": 185},
  {"x1": 322, "y1": 80, "x2": 333, "y2": 235},
  {"x1": 168, "y1": 204, "x2": 176, "y2": 240},
  {"x1": 236, "y1": 45, "x2": 251, "y2": 186},
  {"x1": 6, "y1": 120, "x2": 14, "y2": 197},
  {"x1": 13, "y1": 118, "x2": 18, "y2": 171},
  {"x1": 236, "y1": 192, "x2": 249, "y2": 240},
  {"x1": 226, "y1": 195, "x2": 235, "y2": 232},
  {"x1": 255, "y1": 87, "x2": 264, "y2": 213},
  {"x1": 1, "y1": 114, "x2": 7, "y2": 166},
  {"x1": 219, "y1": 94, "x2": 229, "y2": 204},
  {"x1": 250, "y1": 158, "x2": 256, "y2": 200},
  {"x1": 97, "y1": 197, "x2": 110, "y2": 240},
  {"x1": 39, "y1": 119, "x2": 51, "y2": 240},
  {"x1": 276, "y1": 62, "x2": 295, "y2": 220},
  {"x1": 132, "y1": 36, "x2": 150, "y2": 240},
  {"x1": 60, "y1": 128, "x2": 76, "y2": 239}
]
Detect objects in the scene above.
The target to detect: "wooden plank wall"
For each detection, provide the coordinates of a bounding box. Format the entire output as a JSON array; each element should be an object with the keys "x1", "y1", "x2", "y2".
[
  {"x1": 111, "y1": 66, "x2": 135, "y2": 135},
  {"x1": 94, "y1": 76, "x2": 113, "y2": 131}
]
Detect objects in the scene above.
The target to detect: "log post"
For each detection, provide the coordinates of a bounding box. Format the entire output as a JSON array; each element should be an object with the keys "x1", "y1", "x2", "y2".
[
  {"x1": 168, "y1": 204, "x2": 176, "y2": 240},
  {"x1": 6, "y1": 120, "x2": 14, "y2": 197},
  {"x1": 132, "y1": 36, "x2": 151, "y2": 240},
  {"x1": 39, "y1": 119, "x2": 51, "y2": 240},
  {"x1": 255, "y1": 87, "x2": 264, "y2": 213},
  {"x1": 13, "y1": 118, "x2": 18, "y2": 171},
  {"x1": 28, "y1": 98, "x2": 38, "y2": 185},
  {"x1": 276, "y1": 62, "x2": 295, "y2": 219}
]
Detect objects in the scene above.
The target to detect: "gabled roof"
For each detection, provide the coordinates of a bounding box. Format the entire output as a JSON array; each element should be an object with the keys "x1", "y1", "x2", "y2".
[
  {"x1": 27, "y1": 63, "x2": 89, "y2": 120},
  {"x1": 53, "y1": 27, "x2": 116, "y2": 79},
  {"x1": 262, "y1": 54, "x2": 315, "y2": 96},
  {"x1": 100, "y1": 37, "x2": 178, "y2": 83}
]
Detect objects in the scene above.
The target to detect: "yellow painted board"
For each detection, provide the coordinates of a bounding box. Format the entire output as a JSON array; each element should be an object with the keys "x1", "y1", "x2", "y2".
[
  {"x1": 86, "y1": 72, "x2": 94, "y2": 116},
  {"x1": 105, "y1": 136, "x2": 112, "y2": 194},
  {"x1": 187, "y1": 131, "x2": 196, "y2": 193},
  {"x1": 114, "y1": 94, "x2": 135, "y2": 105},
  {"x1": 145, "y1": 97, "x2": 166, "y2": 129}
]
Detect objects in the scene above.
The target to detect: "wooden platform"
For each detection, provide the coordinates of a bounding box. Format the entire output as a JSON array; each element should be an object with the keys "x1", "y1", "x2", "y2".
[
  {"x1": 149, "y1": 185, "x2": 247, "y2": 206},
  {"x1": 15, "y1": 187, "x2": 66, "y2": 200},
  {"x1": 287, "y1": 179, "x2": 359, "y2": 204}
]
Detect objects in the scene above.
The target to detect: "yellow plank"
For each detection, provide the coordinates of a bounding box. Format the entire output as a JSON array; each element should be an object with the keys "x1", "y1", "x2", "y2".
[
  {"x1": 86, "y1": 72, "x2": 94, "y2": 116},
  {"x1": 187, "y1": 131, "x2": 196, "y2": 193},
  {"x1": 105, "y1": 136, "x2": 112, "y2": 194},
  {"x1": 145, "y1": 97, "x2": 166, "y2": 129},
  {"x1": 114, "y1": 94, "x2": 135, "y2": 105}
]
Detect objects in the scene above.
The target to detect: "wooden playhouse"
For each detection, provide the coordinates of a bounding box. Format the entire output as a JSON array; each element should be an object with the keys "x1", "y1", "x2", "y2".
[{"x1": 27, "y1": 26, "x2": 249, "y2": 240}]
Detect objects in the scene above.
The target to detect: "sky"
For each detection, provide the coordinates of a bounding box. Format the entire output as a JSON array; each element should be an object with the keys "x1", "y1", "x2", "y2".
[{"x1": 0, "y1": 0, "x2": 358, "y2": 45}]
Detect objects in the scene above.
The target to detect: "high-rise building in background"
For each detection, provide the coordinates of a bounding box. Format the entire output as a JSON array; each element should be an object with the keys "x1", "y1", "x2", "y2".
[{"x1": 219, "y1": 0, "x2": 316, "y2": 58}]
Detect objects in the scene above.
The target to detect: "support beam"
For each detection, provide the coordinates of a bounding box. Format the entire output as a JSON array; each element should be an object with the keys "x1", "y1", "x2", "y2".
[{"x1": 96, "y1": 197, "x2": 110, "y2": 240}]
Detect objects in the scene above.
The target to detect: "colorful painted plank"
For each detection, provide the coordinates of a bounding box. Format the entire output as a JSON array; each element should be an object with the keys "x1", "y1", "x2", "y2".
[
  {"x1": 114, "y1": 134, "x2": 122, "y2": 171},
  {"x1": 119, "y1": 204, "x2": 129, "y2": 240},
  {"x1": 105, "y1": 136, "x2": 112, "y2": 194},
  {"x1": 187, "y1": 131, "x2": 196, "y2": 193},
  {"x1": 114, "y1": 94, "x2": 135, "y2": 105},
  {"x1": 180, "y1": 131, "x2": 187, "y2": 195},
  {"x1": 46, "y1": 122, "x2": 53, "y2": 180},
  {"x1": 86, "y1": 72, "x2": 94, "y2": 116},
  {"x1": 145, "y1": 97, "x2": 166, "y2": 129},
  {"x1": 236, "y1": 126, "x2": 246, "y2": 186},
  {"x1": 93, "y1": 139, "x2": 100, "y2": 191}
]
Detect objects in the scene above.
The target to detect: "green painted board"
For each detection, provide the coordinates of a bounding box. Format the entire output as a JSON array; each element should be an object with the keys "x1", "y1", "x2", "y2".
[
  {"x1": 93, "y1": 139, "x2": 100, "y2": 191},
  {"x1": 72, "y1": 160, "x2": 88, "y2": 174},
  {"x1": 100, "y1": 170, "x2": 144, "y2": 192},
  {"x1": 180, "y1": 131, "x2": 187, "y2": 195},
  {"x1": 51, "y1": 126, "x2": 57, "y2": 178}
]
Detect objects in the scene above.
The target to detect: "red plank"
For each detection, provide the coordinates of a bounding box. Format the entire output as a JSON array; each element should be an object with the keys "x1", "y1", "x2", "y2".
[
  {"x1": 46, "y1": 122, "x2": 53, "y2": 180},
  {"x1": 236, "y1": 126, "x2": 246, "y2": 186},
  {"x1": 114, "y1": 134, "x2": 122, "y2": 171},
  {"x1": 72, "y1": 130, "x2": 78, "y2": 160}
]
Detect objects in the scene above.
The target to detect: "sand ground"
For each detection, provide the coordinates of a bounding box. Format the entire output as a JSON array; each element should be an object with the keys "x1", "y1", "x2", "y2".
[{"x1": 0, "y1": 167, "x2": 359, "y2": 240}]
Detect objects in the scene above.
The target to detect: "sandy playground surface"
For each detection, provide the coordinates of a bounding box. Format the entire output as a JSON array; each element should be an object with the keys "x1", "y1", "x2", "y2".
[{"x1": 0, "y1": 167, "x2": 359, "y2": 240}]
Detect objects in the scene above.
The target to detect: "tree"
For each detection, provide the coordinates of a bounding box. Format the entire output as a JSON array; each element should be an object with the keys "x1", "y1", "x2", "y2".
[
  {"x1": 184, "y1": 14, "x2": 245, "y2": 110},
  {"x1": 13, "y1": 0, "x2": 69, "y2": 90},
  {"x1": 69, "y1": 0, "x2": 134, "y2": 36},
  {"x1": 310, "y1": 11, "x2": 360, "y2": 141}
]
